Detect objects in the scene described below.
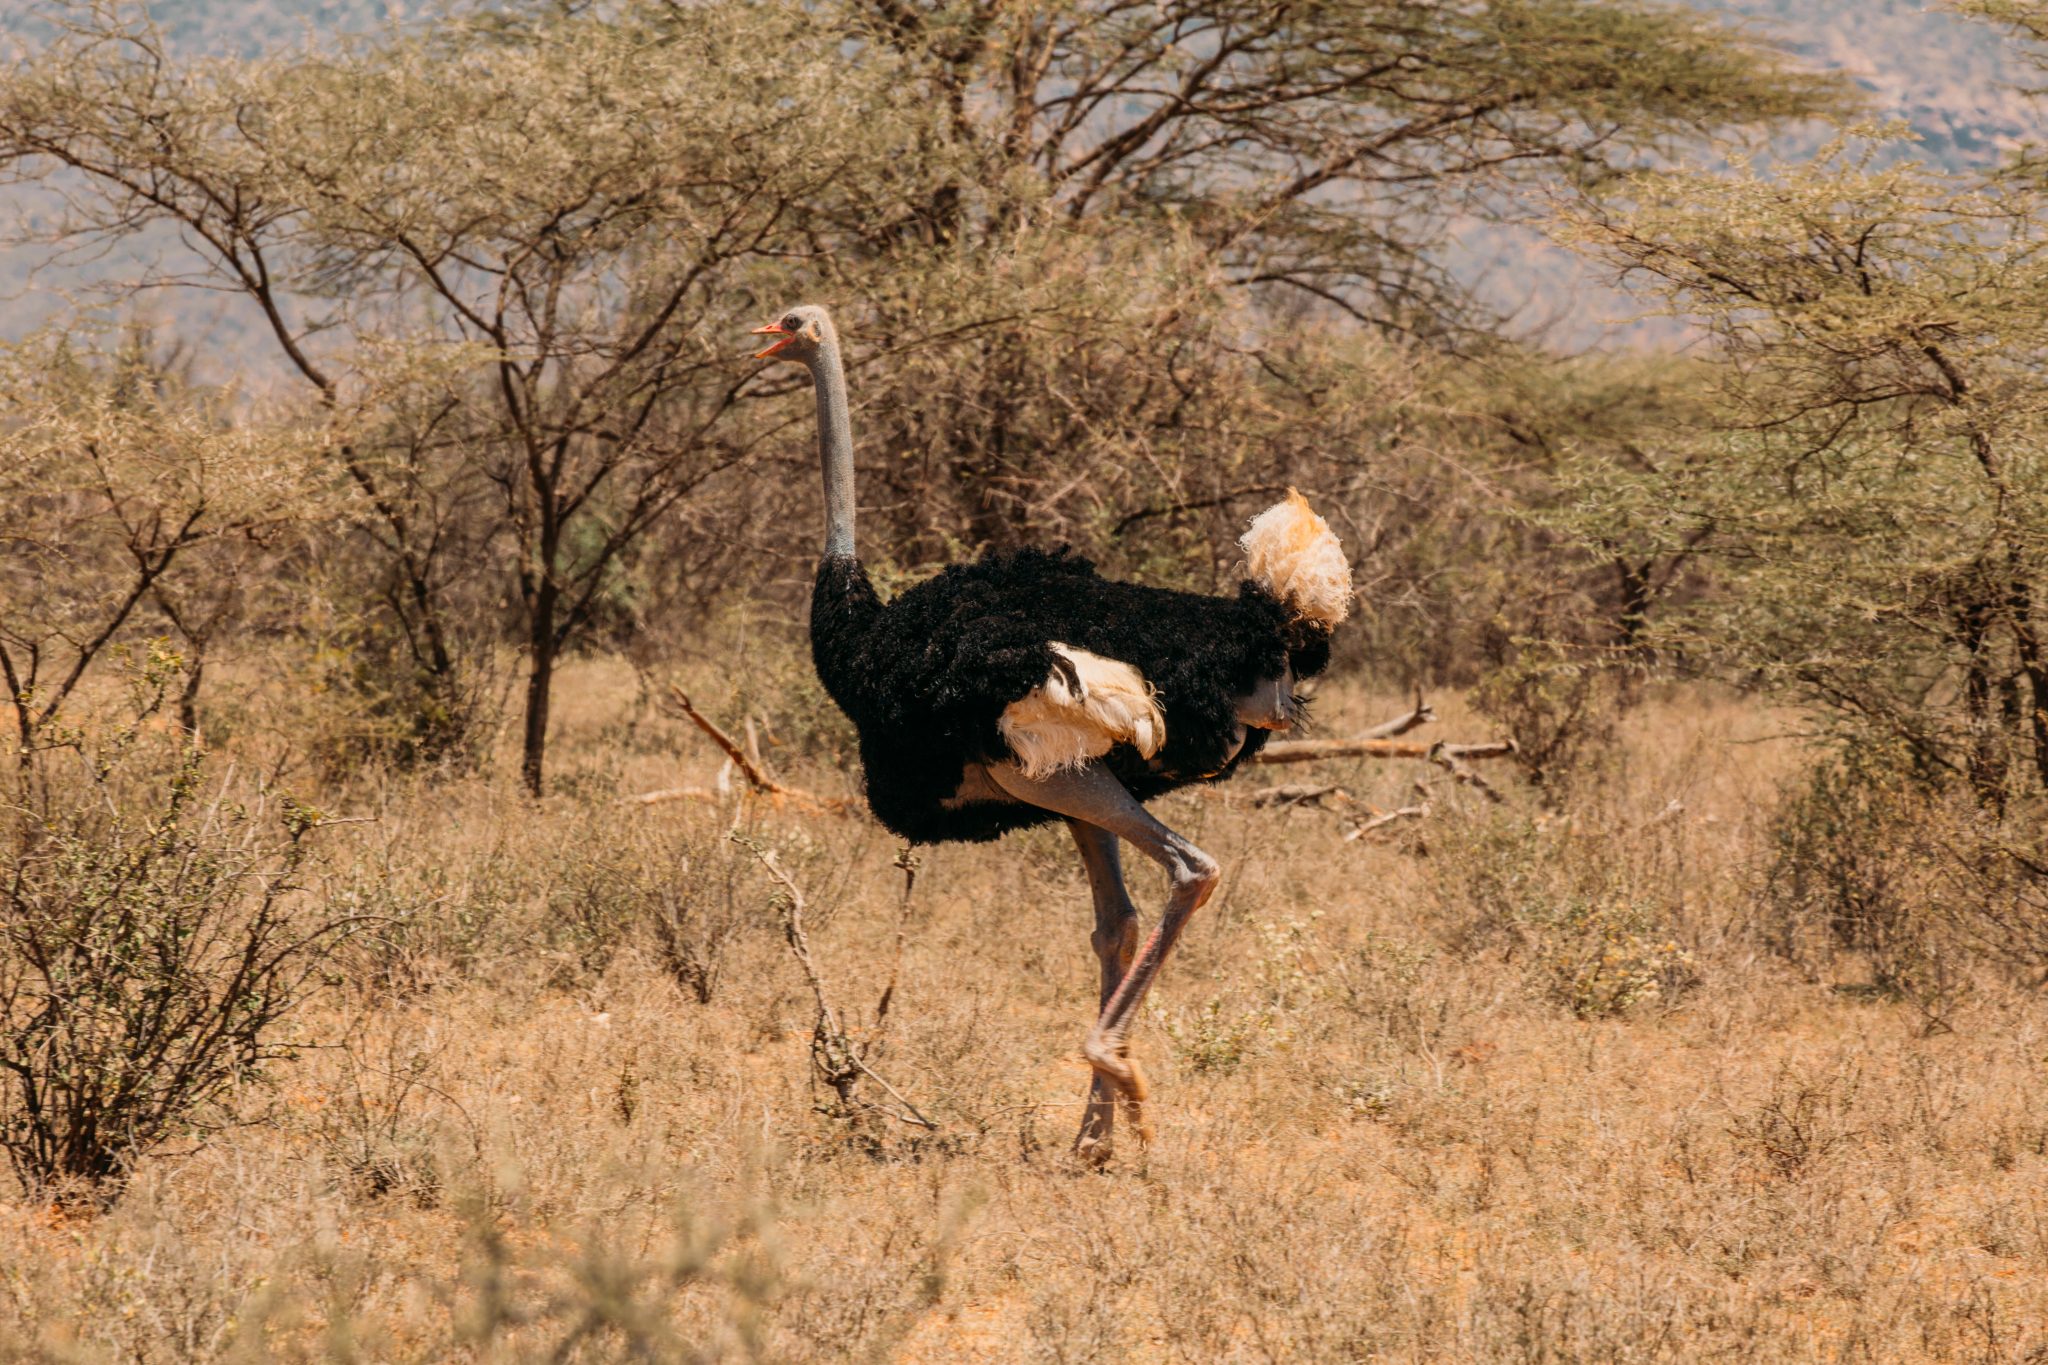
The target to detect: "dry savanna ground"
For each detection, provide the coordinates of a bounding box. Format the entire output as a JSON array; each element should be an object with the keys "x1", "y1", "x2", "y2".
[{"x1": 4, "y1": 657, "x2": 2047, "y2": 1363}]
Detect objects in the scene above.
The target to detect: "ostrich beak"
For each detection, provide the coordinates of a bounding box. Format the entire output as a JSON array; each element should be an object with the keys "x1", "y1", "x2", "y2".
[{"x1": 750, "y1": 322, "x2": 795, "y2": 359}]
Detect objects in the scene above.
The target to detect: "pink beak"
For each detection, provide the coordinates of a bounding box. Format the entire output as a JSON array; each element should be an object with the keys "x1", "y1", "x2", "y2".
[{"x1": 750, "y1": 321, "x2": 795, "y2": 359}]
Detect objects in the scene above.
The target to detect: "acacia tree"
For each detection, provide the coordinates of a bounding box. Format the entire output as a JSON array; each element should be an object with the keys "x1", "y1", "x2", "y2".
[
  {"x1": 801, "y1": 0, "x2": 1843, "y2": 556},
  {"x1": 0, "y1": 330, "x2": 330, "y2": 810},
  {"x1": 0, "y1": 0, "x2": 914, "y2": 792},
  {"x1": 1560, "y1": 133, "x2": 2048, "y2": 798},
  {"x1": 0, "y1": 6, "x2": 483, "y2": 765}
]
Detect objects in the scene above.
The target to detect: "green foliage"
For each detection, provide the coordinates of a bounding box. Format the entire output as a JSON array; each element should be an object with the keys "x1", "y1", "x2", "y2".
[
  {"x1": 1530, "y1": 897, "x2": 1699, "y2": 1018},
  {"x1": 0, "y1": 325, "x2": 331, "y2": 781},
  {"x1": 303, "y1": 609, "x2": 492, "y2": 776},
  {"x1": 0, "y1": 0, "x2": 1847, "y2": 772},
  {"x1": 1761, "y1": 740, "x2": 2048, "y2": 1013},
  {"x1": 1154, "y1": 912, "x2": 1321, "y2": 1074},
  {"x1": 1761, "y1": 746, "x2": 1943, "y2": 985},
  {"x1": 1473, "y1": 631, "x2": 1620, "y2": 796},
  {"x1": 1560, "y1": 125, "x2": 2048, "y2": 798}
]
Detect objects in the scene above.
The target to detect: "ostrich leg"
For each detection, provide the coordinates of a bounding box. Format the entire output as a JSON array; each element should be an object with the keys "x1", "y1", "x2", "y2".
[
  {"x1": 1068, "y1": 819, "x2": 1142, "y2": 1161},
  {"x1": 991, "y1": 763, "x2": 1220, "y2": 1159}
]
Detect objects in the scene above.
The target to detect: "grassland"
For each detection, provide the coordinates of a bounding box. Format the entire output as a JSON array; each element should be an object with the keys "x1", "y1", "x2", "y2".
[{"x1": 2, "y1": 658, "x2": 2044, "y2": 1363}]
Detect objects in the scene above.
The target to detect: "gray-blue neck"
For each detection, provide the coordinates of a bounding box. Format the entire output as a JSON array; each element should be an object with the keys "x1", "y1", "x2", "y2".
[{"x1": 808, "y1": 334, "x2": 856, "y2": 559}]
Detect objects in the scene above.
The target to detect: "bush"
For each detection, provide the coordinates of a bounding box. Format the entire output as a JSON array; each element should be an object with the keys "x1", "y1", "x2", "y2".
[
  {"x1": 0, "y1": 745, "x2": 355, "y2": 1204},
  {"x1": 643, "y1": 830, "x2": 752, "y2": 1006},
  {"x1": 1528, "y1": 896, "x2": 1698, "y2": 1018},
  {"x1": 1430, "y1": 814, "x2": 1697, "y2": 1018},
  {"x1": 304, "y1": 612, "x2": 495, "y2": 778},
  {"x1": 1761, "y1": 750, "x2": 1952, "y2": 997},
  {"x1": 1153, "y1": 914, "x2": 1322, "y2": 1074},
  {"x1": 1472, "y1": 631, "x2": 1619, "y2": 799},
  {"x1": 1762, "y1": 746, "x2": 2048, "y2": 1026}
]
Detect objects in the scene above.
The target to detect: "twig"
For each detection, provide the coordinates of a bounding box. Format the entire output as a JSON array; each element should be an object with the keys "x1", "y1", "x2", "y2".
[
  {"x1": 667, "y1": 685, "x2": 774, "y2": 787},
  {"x1": 1427, "y1": 741, "x2": 1507, "y2": 803},
  {"x1": 1255, "y1": 737, "x2": 1516, "y2": 764},
  {"x1": 734, "y1": 835, "x2": 936, "y2": 1132},
  {"x1": 875, "y1": 847, "x2": 921, "y2": 1029},
  {"x1": 1240, "y1": 692, "x2": 1518, "y2": 835},
  {"x1": 1630, "y1": 798, "x2": 1686, "y2": 832},
  {"x1": 631, "y1": 786, "x2": 720, "y2": 807},
  {"x1": 1345, "y1": 803, "x2": 1431, "y2": 840},
  {"x1": 1248, "y1": 782, "x2": 1354, "y2": 809},
  {"x1": 744, "y1": 716, "x2": 766, "y2": 775},
  {"x1": 1110, "y1": 482, "x2": 1288, "y2": 537}
]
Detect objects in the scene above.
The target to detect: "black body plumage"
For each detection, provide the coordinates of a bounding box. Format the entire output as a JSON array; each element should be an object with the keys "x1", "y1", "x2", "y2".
[{"x1": 812, "y1": 547, "x2": 1334, "y2": 844}]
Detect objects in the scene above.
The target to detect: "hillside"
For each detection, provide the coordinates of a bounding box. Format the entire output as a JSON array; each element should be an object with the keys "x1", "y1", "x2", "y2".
[
  {"x1": 1703, "y1": 0, "x2": 2047, "y2": 165},
  {"x1": 1, "y1": 0, "x2": 2042, "y2": 358}
]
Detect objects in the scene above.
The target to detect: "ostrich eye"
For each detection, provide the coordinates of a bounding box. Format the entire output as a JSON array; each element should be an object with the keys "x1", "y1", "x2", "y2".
[{"x1": 783, "y1": 314, "x2": 801, "y2": 332}]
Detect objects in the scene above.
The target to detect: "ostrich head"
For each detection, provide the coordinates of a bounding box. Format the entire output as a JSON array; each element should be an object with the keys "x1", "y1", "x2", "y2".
[{"x1": 750, "y1": 304, "x2": 835, "y2": 360}]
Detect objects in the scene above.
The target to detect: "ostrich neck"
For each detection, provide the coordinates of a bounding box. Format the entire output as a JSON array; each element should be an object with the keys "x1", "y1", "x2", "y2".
[{"x1": 809, "y1": 337, "x2": 856, "y2": 559}]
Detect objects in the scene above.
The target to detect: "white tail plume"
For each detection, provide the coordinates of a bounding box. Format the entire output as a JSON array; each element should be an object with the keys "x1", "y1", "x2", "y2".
[
  {"x1": 1240, "y1": 489, "x2": 1352, "y2": 628},
  {"x1": 999, "y1": 644, "x2": 1166, "y2": 779}
]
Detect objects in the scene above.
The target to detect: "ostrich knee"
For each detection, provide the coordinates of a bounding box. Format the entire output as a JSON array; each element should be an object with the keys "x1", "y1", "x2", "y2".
[{"x1": 1171, "y1": 845, "x2": 1220, "y2": 909}]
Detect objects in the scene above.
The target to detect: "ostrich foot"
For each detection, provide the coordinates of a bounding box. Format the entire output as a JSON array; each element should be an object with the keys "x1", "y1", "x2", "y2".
[
  {"x1": 1081, "y1": 1033, "x2": 1153, "y2": 1156},
  {"x1": 1074, "y1": 1076, "x2": 1118, "y2": 1167},
  {"x1": 1074, "y1": 1067, "x2": 1148, "y2": 1165}
]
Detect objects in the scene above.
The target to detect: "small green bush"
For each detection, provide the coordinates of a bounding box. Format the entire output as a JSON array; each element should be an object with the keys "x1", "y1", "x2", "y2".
[{"x1": 1529, "y1": 897, "x2": 1698, "y2": 1018}]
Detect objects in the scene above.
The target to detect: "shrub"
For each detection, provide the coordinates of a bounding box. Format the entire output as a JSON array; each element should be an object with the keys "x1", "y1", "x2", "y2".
[
  {"x1": 1472, "y1": 631, "x2": 1619, "y2": 799},
  {"x1": 1153, "y1": 914, "x2": 1322, "y2": 1074},
  {"x1": 1430, "y1": 814, "x2": 1697, "y2": 1017},
  {"x1": 644, "y1": 833, "x2": 751, "y2": 1006},
  {"x1": 1760, "y1": 749, "x2": 1955, "y2": 999},
  {"x1": 0, "y1": 745, "x2": 355, "y2": 1204},
  {"x1": 1528, "y1": 897, "x2": 1698, "y2": 1018}
]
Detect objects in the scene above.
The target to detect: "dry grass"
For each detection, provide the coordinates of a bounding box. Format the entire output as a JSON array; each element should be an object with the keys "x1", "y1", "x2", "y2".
[{"x1": 4, "y1": 660, "x2": 2047, "y2": 1362}]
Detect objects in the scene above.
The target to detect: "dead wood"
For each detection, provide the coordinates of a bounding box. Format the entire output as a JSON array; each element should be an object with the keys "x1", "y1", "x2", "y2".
[
  {"x1": 1249, "y1": 782, "x2": 1355, "y2": 809},
  {"x1": 1246, "y1": 693, "x2": 1519, "y2": 834},
  {"x1": 1345, "y1": 803, "x2": 1431, "y2": 839},
  {"x1": 1426, "y1": 741, "x2": 1508, "y2": 803},
  {"x1": 1359, "y1": 688, "x2": 1437, "y2": 739},
  {"x1": 633, "y1": 685, "x2": 852, "y2": 814},
  {"x1": 1255, "y1": 737, "x2": 1516, "y2": 764},
  {"x1": 736, "y1": 835, "x2": 936, "y2": 1131}
]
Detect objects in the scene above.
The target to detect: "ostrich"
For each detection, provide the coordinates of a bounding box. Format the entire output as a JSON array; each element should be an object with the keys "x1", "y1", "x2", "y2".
[{"x1": 751, "y1": 305, "x2": 1351, "y2": 1161}]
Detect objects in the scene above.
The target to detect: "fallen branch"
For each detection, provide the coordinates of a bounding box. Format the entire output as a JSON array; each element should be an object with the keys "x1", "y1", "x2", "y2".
[
  {"x1": 1360, "y1": 688, "x2": 1437, "y2": 740},
  {"x1": 1248, "y1": 782, "x2": 1355, "y2": 810},
  {"x1": 634, "y1": 685, "x2": 851, "y2": 814},
  {"x1": 1345, "y1": 803, "x2": 1431, "y2": 840},
  {"x1": 1632, "y1": 797, "x2": 1686, "y2": 832},
  {"x1": 1243, "y1": 693, "x2": 1519, "y2": 834},
  {"x1": 1427, "y1": 741, "x2": 1507, "y2": 804},
  {"x1": 631, "y1": 787, "x2": 720, "y2": 807},
  {"x1": 1255, "y1": 737, "x2": 1515, "y2": 764},
  {"x1": 631, "y1": 758, "x2": 735, "y2": 808}
]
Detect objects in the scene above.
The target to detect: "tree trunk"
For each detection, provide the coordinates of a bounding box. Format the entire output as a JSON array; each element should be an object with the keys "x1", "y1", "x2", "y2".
[
  {"x1": 2005, "y1": 568, "x2": 2048, "y2": 791},
  {"x1": 177, "y1": 644, "x2": 205, "y2": 745},
  {"x1": 1956, "y1": 587, "x2": 2006, "y2": 808},
  {"x1": 521, "y1": 579, "x2": 559, "y2": 797},
  {"x1": 1613, "y1": 556, "x2": 1654, "y2": 651}
]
